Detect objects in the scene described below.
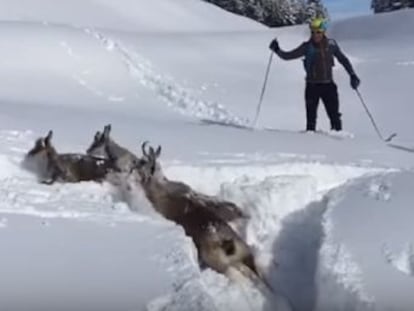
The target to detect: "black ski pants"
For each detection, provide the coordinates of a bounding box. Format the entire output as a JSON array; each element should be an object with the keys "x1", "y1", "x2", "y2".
[{"x1": 305, "y1": 82, "x2": 342, "y2": 131}]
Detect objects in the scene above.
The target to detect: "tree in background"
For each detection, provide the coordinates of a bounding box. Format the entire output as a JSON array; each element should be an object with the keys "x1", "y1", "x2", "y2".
[
  {"x1": 203, "y1": 0, "x2": 329, "y2": 27},
  {"x1": 371, "y1": 0, "x2": 390, "y2": 13},
  {"x1": 371, "y1": 0, "x2": 414, "y2": 13},
  {"x1": 306, "y1": 0, "x2": 329, "y2": 21}
]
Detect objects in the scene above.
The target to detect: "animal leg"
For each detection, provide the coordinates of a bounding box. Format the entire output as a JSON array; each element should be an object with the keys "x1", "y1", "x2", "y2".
[
  {"x1": 41, "y1": 178, "x2": 55, "y2": 185},
  {"x1": 224, "y1": 267, "x2": 257, "y2": 311},
  {"x1": 235, "y1": 262, "x2": 275, "y2": 295},
  {"x1": 41, "y1": 170, "x2": 59, "y2": 185},
  {"x1": 235, "y1": 263, "x2": 294, "y2": 311}
]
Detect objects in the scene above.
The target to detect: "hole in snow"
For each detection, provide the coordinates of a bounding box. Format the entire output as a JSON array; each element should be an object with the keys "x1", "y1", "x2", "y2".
[
  {"x1": 365, "y1": 178, "x2": 392, "y2": 202},
  {"x1": 383, "y1": 243, "x2": 414, "y2": 277},
  {"x1": 143, "y1": 162, "x2": 377, "y2": 311}
]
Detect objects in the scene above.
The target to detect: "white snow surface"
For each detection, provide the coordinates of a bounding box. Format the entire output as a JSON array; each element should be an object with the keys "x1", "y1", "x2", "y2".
[{"x1": 0, "y1": 1, "x2": 413, "y2": 310}]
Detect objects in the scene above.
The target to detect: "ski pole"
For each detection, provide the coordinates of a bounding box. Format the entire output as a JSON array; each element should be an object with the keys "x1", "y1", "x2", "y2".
[
  {"x1": 355, "y1": 89, "x2": 396, "y2": 142},
  {"x1": 252, "y1": 51, "x2": 274, "y2": 127}
]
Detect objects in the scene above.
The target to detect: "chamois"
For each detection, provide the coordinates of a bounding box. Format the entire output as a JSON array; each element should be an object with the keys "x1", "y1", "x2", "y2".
[
  {"x1": 86, "y1": 125, "x2": 246, "y2": 222},
  {"x1": 133, "y1": 142, "x2": 265, "y2": 285},
  {"x1": 24, "y1": 130, "x2": 113, "y2": 185},
  {"x1": 134, "y1": 141, "x2": 247, "y2": 223},
  {"x1": 86, "y1": 124, "x2": 140, "y2": 173}
]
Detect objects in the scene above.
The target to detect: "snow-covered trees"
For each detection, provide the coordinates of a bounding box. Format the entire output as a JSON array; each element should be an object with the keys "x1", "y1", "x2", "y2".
[
  {"x1": 371, "y1": 0, "x2": 414, "y2": 13},
  {"x1": 306, "y1": 0, "x2": 328, "y2": 21},
  {"x1": 203, "y1": 0, "x2": 329, "y2": 27}
]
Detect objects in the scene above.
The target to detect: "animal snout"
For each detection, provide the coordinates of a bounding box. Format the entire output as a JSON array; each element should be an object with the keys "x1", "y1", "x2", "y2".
[{"x1": 221, "y1": 239, "x2": 236, "y2": 256}]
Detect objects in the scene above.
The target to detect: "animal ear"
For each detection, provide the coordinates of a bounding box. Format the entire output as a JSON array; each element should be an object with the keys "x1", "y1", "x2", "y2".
[
  {"x1": 34, "y1": 138, "x2": 44, "y2": 147},
  {"x1": 31, "y1": 138, "x2": 45, "y2": 152},
  {"x1": 103, "y1": 124, "x2": 111, "y2": 140},
  {"x1": 45, "y1": 130, "x2": 53, "y2": 145},
  {"x1": 155, "y1": 145, "x2": 162, "y2": 158},
  {"x1": 94, "y1": 131, "x2": 102, "y2": 142}
]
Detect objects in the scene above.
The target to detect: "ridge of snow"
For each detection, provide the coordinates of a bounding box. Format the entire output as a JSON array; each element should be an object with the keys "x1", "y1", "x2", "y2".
[{"x1": 0, "y1": 0, "x2": 265, "y2": 32}]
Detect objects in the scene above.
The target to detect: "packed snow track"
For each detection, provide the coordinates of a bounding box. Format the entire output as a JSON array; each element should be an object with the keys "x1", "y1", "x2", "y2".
[{"x1": 0, "y1": 129, "x2": 400, "y2": 311}]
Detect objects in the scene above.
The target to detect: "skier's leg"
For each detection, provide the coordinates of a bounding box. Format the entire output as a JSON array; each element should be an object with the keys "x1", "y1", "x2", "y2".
[
  {"x1": 321, "y1": 82, "x2": 342, "y2": 131},
  {"x1": 305, "y1": 83, "x2": 320, "y2": 131}
]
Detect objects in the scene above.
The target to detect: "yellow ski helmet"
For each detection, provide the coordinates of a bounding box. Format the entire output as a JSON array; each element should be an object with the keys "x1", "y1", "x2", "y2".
[{"x1": 310, "y1": 17, "x2": 328, "y2": 32}]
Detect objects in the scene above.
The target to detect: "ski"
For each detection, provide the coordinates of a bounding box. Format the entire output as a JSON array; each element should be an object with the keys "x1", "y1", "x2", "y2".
[
  {"x1": 199, "y1": 119, "x2": 254, "y2": 131},
  {"x1": 200, "y1": 119, "x2": 354, "y2": 140},
  {"x1": 264, "y1": 127, "x2": 353, "y2": 140},
  {"x1": 387, "y1": 142, "x2": 414, "y2": 153}
]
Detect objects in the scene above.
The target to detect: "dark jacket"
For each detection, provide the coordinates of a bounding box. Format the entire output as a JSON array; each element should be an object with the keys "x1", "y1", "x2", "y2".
[{"x1": 275, "y1": 37, "x2": 356, "y2": 83}]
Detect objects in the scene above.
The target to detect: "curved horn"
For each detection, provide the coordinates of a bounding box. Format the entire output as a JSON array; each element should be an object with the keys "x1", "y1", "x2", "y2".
[
  {"x1": 45, "y1": 130, "x2": 53, "y2": 145},
  {"x1": 141, "y1": 140, "x2": 150, "y2": 157},
  {"x1": 94, "y1": 131, "x2": 101, "y2": 142},
  {"x1": 103, "y1": 124, "x2": 111, "y2": 139},
  {"x1": 155, "y1": 145, "x2": 161, "y2": 158}
]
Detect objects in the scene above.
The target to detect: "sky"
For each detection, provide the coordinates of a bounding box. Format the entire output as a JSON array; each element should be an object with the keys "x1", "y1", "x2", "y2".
[{"x1": 324, "y1": 0, "x2": 371, "y2": 20}]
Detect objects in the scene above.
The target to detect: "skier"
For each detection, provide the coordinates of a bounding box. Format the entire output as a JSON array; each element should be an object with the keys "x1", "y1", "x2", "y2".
[{"x1": 269, "y1": 17, "x2": 360, "y2": 132}]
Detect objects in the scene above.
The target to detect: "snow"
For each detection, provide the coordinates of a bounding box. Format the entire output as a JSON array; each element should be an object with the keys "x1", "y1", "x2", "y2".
[
  {"x1": 0, "y1": 0, "x2": 413, "y2": 310},
  {"x1": 0, "y1": 0, "x2": 264, "y2": 32},
  {"x1": 317, "y1": 171, "x2": 414, "y2": 311}
]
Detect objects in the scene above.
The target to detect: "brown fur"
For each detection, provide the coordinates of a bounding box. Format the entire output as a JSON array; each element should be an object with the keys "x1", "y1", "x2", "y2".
[
  {"x1": 25, "y1": 130, "x2": 113, "y2": 185},
  {"x1": 142, "y1": 173, "x2": 259, "y2": 276},
  {"x1": 86, "y1": 124, "x2": 140, "y2": 173},
  {"x1": 135, "y1": 142, "x2": 263, "y2": 282},
  {"x1": 136, "y1": 141, "x2": 248, "y2": 223},
  {"x1": 86, "y1": 125, "x2": 247, "y2": 222}
]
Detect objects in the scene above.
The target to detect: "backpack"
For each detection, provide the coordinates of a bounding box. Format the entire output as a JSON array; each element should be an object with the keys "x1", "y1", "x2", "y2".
[{"x1": 303, "y1": 39, "x2": 337, "y2": 74}]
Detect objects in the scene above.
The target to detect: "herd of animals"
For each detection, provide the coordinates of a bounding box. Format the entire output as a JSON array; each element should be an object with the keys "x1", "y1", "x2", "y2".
[{"x1": 22, "y1": 124, "x2": 289, "y2": 308}]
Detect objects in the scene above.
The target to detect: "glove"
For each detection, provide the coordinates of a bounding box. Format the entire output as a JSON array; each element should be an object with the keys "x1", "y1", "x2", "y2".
[
  {"x1": 269, "y1": 39, "x2": 279, "y2": 52},
  {"x1": 350, "y1": 73, "x2": 360, "y2": 90}
]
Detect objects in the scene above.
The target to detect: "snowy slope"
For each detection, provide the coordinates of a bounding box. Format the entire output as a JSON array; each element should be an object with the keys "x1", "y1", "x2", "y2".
[
  {"x1": 0, "y1": 1, "x2": 413, "y2": 311},
  {"x1": 0, "y1": 0, "x2": 264, "y2": 32},
  {"x1": 317, "y1": 170, "x2": 414, "y2": 311}
]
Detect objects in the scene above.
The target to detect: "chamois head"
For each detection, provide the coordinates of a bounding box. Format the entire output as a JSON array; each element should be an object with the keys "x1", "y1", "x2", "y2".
[
  {"x1": 26, "y1": 130, "x2": 54, "y2": 157},
  {"x1": 86, "y1": 124, "x2": 111, "y2": 158},
  {"x1": 135, "y1": 141, "x2": 162, "y2": 183},
  {"x1": 23, "y1": 130, "x2": 57, "y2": 177}
]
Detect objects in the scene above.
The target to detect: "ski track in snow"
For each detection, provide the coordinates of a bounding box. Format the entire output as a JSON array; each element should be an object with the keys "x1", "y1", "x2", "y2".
[
  {"x1": 0, "y1": 127, "x2": 393, "y2": 310},
  {"x1": 0, "y1": 130, "x2": 155, "y2": 225},
  {"x1": 317, "y1": 207, "x2": 376, "y2": 310},
  {"x1": 79, "y1": 27, "x2": 250, "y2": 126},
  {"x1": 136, "y1": 158, "x2": 390, "y2": 310},
  {"x1": 396, "y1": 61, "x2": 414, "y2": 66},
  {"x1": 383, "y1": 243, "x2": 414, "y2": 277}
]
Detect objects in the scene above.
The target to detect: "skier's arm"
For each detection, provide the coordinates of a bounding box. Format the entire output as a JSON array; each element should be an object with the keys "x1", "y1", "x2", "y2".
[
  {"x1": 269, "y1": 39, "x2": 306, "y2": 60},
  {"x1": 332, "y1": 40, "x2": 356, "y2": 75},
  {"x1": 275, "y1": 42, "x2": 307, "y2": 60},
  {"x1": 332, "y1": 40, "x2": 361, "y2": 89}
]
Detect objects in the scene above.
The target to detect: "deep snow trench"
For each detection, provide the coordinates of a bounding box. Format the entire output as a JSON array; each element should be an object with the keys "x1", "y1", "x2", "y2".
[
  {"x1": 154, "y1": 162, "x2": 385, "y2": 311},
  {"x1": 0, "y1": 129, "x2": 393, "y2": 311}
]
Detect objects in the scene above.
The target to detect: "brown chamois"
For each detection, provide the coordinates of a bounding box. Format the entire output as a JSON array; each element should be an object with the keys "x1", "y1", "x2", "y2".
[
  {"x1": 133, "y1": 141, "x2": 248, "y2": 223},
  {"x1": 86, "y1": 124, "x2": 140, "y2": 174},
  {"x1": 24, "y1": 130, "x2": 113, "y2": 185},
  {"x1": 86, "y1": 125, "x2": 246, "y2": 222},
  {"x1": 133, "y1": 142, "x2": 266, "y2": 285}
]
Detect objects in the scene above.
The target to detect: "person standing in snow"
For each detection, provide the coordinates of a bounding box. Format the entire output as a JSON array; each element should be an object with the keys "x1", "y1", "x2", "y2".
[{"x1": 269, "y1": 18, "x2": 360, "y2": 132}]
